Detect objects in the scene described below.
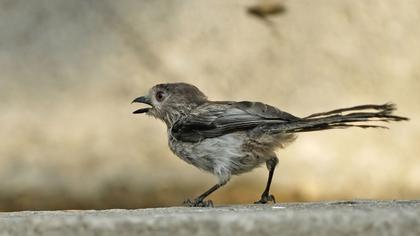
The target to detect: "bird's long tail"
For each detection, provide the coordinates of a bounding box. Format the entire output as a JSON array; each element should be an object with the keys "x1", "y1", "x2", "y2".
[{"x1": 271, "y1": 103, "x2": 408, "y2": 134}]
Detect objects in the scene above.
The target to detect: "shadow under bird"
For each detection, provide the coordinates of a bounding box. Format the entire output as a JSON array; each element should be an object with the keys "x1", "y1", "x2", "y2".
[{"x1": 132, "y1": 83, "x2": 408, "y2": 207}]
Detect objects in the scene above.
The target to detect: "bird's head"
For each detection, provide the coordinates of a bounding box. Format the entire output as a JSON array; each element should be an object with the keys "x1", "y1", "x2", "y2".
[{"x1": 132, "y1": 83, "x2": 208, "y2": 126}]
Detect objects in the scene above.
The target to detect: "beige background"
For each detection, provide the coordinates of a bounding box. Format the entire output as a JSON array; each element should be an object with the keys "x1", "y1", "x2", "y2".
[{"x1": 0, "y1": 0, "x2": 418, "y2": 211}]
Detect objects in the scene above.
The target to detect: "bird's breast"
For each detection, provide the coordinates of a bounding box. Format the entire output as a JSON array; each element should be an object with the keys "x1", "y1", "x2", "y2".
[
  {"x1": 168, "y1": 132, "x2": 246, "y2": 159},
  {"x1": 167, "y1": 132, "x2": 256, "y2": 174}
]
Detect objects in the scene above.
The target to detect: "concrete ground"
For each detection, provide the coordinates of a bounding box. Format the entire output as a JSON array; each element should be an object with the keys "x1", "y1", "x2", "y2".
[{"x1": 0, "y1": 200, "x2": 419, "y2": 236}]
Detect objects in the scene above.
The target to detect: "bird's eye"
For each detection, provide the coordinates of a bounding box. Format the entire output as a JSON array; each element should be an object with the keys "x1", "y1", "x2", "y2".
[{"x1": 155, "y1": 91, "x2": 165, "y2": 102}]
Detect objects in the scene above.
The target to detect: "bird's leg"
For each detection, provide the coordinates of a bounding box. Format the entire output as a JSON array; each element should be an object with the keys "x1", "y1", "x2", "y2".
[
  {"x1": 183, "y1": 178, "x2": 228, "y2": 207},
  {"x1": 255, "y1": 156, "x2": 278, "y2": 204}
]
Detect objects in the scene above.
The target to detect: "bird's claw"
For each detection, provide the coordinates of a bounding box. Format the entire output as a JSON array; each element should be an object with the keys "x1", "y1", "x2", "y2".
[
  {"x1": 254, "y1": 194, "x2": 276, "y2": 204},
  {"x1": 183, "y1": 198, "x2": 214, "y2": 207}
]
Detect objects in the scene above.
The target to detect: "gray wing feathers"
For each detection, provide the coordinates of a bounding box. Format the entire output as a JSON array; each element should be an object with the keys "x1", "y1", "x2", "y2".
[{"x1": 171, "y1": 101, "x2": 299, "y2": 142}]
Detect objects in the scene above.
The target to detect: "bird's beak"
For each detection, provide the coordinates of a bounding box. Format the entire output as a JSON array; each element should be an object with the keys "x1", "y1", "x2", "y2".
[{"x1": 132, "y1": 96, "x2": 152, "y2": 114}]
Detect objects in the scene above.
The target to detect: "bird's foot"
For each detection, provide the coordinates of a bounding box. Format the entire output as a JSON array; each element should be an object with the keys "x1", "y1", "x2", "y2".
[
  {"x1": 254, "y1": 193, "x2": 276, "y2": 204},
  {"x1": 183, "y1": 198, "x2": 214, "y2": 207}
]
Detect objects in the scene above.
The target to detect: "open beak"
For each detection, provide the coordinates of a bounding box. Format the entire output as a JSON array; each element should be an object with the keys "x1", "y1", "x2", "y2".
[{"x1": 132, "y1": 96, "x2": 152, "y2": 114}]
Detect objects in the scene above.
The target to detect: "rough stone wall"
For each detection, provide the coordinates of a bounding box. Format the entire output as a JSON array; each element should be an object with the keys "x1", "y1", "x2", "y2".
[{"x1": 0, "y1": 201, "x2": 419, "y2": 236}]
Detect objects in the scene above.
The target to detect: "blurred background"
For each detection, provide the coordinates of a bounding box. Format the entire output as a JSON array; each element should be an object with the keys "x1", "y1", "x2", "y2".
[{"x1": 0, "y1": 0, "x2": 418, "y2": 211}]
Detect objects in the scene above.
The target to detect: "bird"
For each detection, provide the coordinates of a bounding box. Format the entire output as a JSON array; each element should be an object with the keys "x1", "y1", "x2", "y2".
[{"x1": 132, "y1": 82, "x2": 408, "y2": 207}]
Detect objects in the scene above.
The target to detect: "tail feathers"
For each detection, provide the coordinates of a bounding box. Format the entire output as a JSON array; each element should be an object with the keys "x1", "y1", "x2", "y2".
[
  {"x1": 303, "y1": 103, "x2": 396, "y2": 119},
  {"x1": 271, "y1": 103, "x2": 408, "y2": 134}
]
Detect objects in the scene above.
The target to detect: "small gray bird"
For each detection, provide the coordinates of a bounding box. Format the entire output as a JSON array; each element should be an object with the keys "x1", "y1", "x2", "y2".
[{"x1": 132, "y1": 83, "x2": 408, "y2": 207}]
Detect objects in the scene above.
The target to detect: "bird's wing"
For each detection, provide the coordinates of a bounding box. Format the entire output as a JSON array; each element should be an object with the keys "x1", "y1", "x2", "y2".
[{"x1": 171, "y1": 101, "x2": 300, "y2": 142}]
